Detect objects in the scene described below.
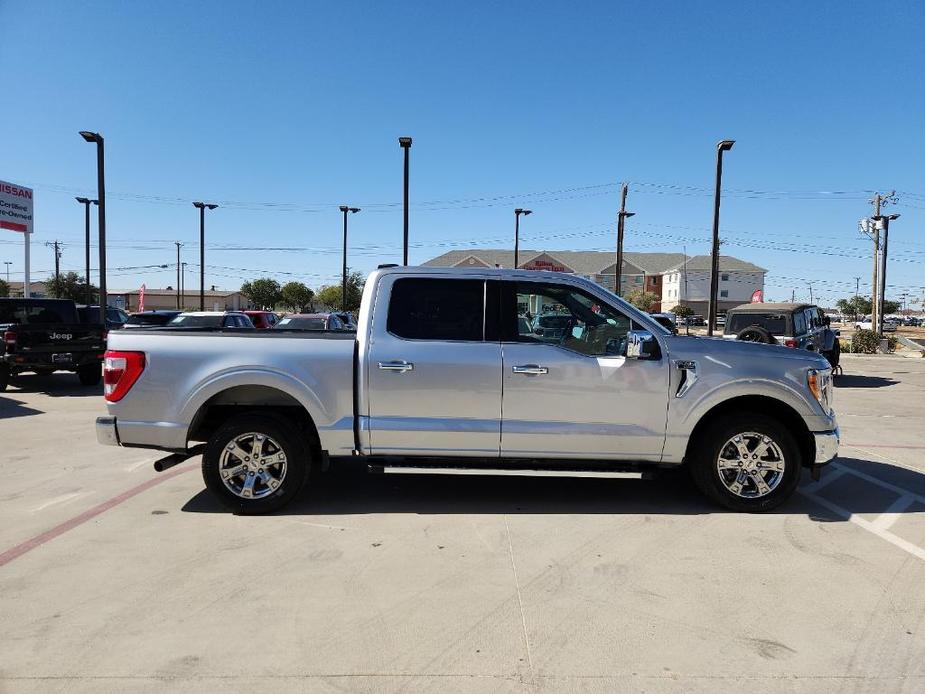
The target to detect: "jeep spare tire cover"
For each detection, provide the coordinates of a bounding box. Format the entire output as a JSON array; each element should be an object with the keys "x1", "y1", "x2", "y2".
[{"x1": 736, "y1": 325, "x2": 775, "y2": 344}]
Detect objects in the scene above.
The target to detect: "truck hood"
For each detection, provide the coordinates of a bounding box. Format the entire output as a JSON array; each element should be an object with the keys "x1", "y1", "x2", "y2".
[{"x1": 665, "y1": 334, "x2": 830, "y2": 369}]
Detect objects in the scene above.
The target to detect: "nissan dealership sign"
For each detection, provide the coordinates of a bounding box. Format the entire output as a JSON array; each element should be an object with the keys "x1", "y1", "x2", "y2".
[{"x1": 0, "y1": 180, "x2": 33, "y2": 234}]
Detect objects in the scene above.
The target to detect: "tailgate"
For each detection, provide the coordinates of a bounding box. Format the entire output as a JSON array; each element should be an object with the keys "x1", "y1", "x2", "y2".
[{"x1": 7, "y1": 324, "x2": 105, "y2": 355}]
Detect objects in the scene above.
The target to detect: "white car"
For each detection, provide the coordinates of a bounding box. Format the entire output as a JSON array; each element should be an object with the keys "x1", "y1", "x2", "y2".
[{"x1": 854, "y1": 319, "x2": 896, "y2": 333}]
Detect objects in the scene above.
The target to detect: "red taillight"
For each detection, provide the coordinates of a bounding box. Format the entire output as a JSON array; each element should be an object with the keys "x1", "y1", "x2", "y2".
[
  {"x1": 784, "y1": 338, "x2": 797, "y2": 348},
  {"x1": 103, "y1": 350, "x2": 145, "y2": 402},
  {"x1": 3, "y1": 330, "x2": 15, "y2": 345}
]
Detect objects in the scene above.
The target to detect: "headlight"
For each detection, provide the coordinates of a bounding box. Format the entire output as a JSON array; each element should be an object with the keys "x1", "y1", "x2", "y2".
[{"x1": 807, "y1": 368, "x2": 833, "y2": 412}]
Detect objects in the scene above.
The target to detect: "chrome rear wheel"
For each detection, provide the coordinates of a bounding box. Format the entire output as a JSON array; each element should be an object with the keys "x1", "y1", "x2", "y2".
[{"x1": 219, "y1": 432, "x2": 288, "y2": 499}]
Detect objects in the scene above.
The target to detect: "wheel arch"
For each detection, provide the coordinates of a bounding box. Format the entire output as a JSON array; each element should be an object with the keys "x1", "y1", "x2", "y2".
[
  {"x1": 684, "y1": 395, "x2": 814, "y2": 468},
  {"x1": 187, "y1": 384, "x2": 321, "y2": 457}
]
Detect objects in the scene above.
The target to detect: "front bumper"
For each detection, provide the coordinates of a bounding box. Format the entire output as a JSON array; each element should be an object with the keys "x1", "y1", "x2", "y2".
[
  {"x1": 97, "y1": 416, "x2": 120, "y2": 446},
  {"x1": 813, "y1": 427, "x2": 840, "y2": 464}
]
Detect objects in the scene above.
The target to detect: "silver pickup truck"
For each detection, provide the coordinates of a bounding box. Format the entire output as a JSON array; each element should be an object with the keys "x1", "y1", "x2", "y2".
[{"x1": 97, "y1": 266, "x2": 838, "y2": 514}]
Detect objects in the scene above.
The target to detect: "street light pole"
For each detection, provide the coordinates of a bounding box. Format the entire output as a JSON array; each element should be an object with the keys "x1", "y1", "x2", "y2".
[
  {"x1": 707, "y1": 140, "x2": 735, "y2": 337},
  {"x1": 514, "y1": 208, "x2": 532, "y2": 269},
  {"x1": 192, "y1": 202, "x2": 218, "y2": 311},
  {"x1": 339, "y1": 206, "x2": 360, "y2": 311},
  {"x1": 79, "y1": 131, "x2": 107, "y2": 325},
  {"x1": 181, "y1": 262, "x2": 187, "y2": 308},
  {"x1": 615, "y1": 183, "x2": 635, "y2": 296},
  {"x1": 399, "y1": 137, "x2": 412, "y2": 265},
  {"x1": 76, "y1": 197, "x2": 98, "y2": 306},
  {"x1": 3, "y1": 261, "x2": 10, "y2": 283}
]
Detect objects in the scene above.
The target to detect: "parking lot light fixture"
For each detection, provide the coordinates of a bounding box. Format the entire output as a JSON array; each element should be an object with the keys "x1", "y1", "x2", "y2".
[
  {"x1": 707, "y1": 139, "x2": 735, "y2": 336},
  {"x1": 339, "y1": 206, "x2": 361, "y2": 312},
  {"x1": 514, "y1": 208, "x2": 533, "y2": 269},
  {"x1": 193, "y1": 202, "x2": 219, "y2": 311},
  {"x1": 79, "y1": 131, "x2": 107, "y2": 325}
]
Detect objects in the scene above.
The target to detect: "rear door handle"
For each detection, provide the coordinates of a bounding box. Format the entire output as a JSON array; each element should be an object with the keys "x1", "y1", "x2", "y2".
[
  {"x1": 512, "y1": 364, "x2": 548, "y2": 375},
  {"x1": 378, "y1": 360, "x2": 414, "y2": 372}
]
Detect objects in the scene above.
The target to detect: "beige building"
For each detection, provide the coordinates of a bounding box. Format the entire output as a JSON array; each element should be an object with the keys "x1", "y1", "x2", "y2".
[
  {"x1": 422, "y1": 249, "x2": 765, "y2": 313},
  {"x1": 107, "y1": 288, "x2": 250, "y2": 313}
]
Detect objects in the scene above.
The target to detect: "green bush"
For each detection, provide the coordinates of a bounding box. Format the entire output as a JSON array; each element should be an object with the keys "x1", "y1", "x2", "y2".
[
  {"x1": 839, "y1": 338, "x2": 854, "y2": 354},
  {"x1": 887, "y1": 335, "x2": 898, "y2": 353},
  {"x1": 851, "y1": 329, "x2": 880, "y2": 354}
]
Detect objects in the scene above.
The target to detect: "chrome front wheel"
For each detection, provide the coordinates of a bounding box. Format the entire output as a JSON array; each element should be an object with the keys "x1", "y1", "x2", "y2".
[{"x1": 716, "y1": 432, "x2": 786, "y2": 499}]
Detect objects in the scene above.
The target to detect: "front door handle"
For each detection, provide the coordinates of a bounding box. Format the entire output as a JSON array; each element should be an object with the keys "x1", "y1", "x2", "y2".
[
  {"x1": 512, "y1": 364, "x2": 548, "y2": 375},
  {"x1": 378, "y1": 360, "x2": 414, "y2": 372}
]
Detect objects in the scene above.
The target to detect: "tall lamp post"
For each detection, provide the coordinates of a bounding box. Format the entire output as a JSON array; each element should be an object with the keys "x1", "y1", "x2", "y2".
[
  {"x1": 399, "y1": 137, "x2": 412, "y2": 265},
  {"x1": 79, "y1": 131, "x2": 107, "y2": 326},
  {"x1": 3, "y1": 261, "x2": 10, "y2": 283},
  {"x1": 181, "y1": 262, "x2": 187, "y2": 308},
  {"x1": 874, "y1": 213, "x2": 900, "y2": 335},
  {"x1": 514, "y1": 208, "x2": 532, "y2": 268},
  {"x1": 192, "y1": 202, "x2": 219, "y2": 311},
  {"x1": 707, "y1": 139, "x2": 735, "y2": 336},
  {"x1": 76, "y1": 197, "x2": 98, "y2": 307},
  {"x1": 339, "y1": 206, "x2": 360, "y2": 311}
]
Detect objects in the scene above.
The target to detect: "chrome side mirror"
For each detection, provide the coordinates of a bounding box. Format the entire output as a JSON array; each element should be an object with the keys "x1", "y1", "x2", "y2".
[{"x1": 626, "y1": 330, "x2": 660, "y2": 360}]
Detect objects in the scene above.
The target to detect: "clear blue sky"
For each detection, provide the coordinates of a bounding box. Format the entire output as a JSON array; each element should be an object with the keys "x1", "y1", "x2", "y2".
[{"x1": 1, "y1": 1, "x2": 923, "y2": 306}]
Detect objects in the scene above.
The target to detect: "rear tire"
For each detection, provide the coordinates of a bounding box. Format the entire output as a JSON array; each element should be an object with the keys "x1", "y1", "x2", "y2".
[
  {"x1": 689, "y1": 413, "x2": 802, "y2": 512},
  {"x1": 77, "y1": 364, "x2": 102, "y2": 386},
  {"x1": 202, "y1": 412, "x2": 309, "y2": 514}
]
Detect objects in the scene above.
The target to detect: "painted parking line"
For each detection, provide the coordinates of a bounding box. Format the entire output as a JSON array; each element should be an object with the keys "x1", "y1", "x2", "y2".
[
  {"x1": 0, "y1": 465, "x2": 195, "y2": 569},
  {"x1": 799, "y1": 461, "x2": 925, "y2": 562}
]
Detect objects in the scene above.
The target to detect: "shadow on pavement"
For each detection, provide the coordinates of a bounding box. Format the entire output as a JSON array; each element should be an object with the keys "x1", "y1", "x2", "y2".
[
  {"x1": 834, "y1": 375, "x2": 898, "y2": 389},
  {"x1": 4, "y1": 373, "x2": 102, "y2": 398},
  {"x1": 181, "y1": 456, "x2": 925, "y2": 520},
  {"x1": 0, "y1": 395, "x2": 44, "y2": 420}
]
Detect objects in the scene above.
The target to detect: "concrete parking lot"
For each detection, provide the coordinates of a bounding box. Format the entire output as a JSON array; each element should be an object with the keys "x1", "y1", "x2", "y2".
[{"x1": 2, "y1": 355, "x2": 925, "y2": 693}]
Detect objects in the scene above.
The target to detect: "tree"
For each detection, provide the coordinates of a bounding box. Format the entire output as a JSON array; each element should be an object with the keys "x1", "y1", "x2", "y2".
[
  {"x1": 625, "y1": 290, "x2": 660, "y2": 312},
  {"x1": 833, "y1": 295, "x2": 900, "y2": 319},
  {"x1": 316, "y1": 270, "x2": 365, "y2": 312},
  {"x1": 240, "y1": 278, "x2": 282, "y2": 309},
  {"x1": 46, "y1": 272, "x2": 98, "y2": 303},
  {"x1": 0, "y1": 278, "x2": 9, "y2": 298},
  {"x1": 280, "y1": 281, "x2": 315, "y2": 313}
]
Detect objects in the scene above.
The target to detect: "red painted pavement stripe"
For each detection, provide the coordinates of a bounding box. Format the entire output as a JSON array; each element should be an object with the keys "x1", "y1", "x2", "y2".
[{"x1": 0, "y1": 465, "x2": 195, "y2": 568}]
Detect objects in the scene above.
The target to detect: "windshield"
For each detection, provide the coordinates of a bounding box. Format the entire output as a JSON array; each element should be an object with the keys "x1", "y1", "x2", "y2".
[
  {"x1": 167, "y1": 314, "x2": 223, "y2": 327},
  {"x1": 726, "y1": 313, "x2": 788, "y2": 335}
]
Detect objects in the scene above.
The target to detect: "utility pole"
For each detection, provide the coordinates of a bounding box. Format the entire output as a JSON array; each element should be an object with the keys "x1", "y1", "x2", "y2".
[
  {"x1": 46, "y1": 241, "x2": 61, "y2": 283},
  {"x1": 174, "y1": 242, "x2": 183, "y2": 310},
  {"x1": 181, "y1": 262, "x2": 187, "y2": 309},
  {"x1": 3, "y1": 261, "x2": 11, "y2": 283},
  {"x1": 791, "y1": 289, "x2": 795, "y2": 302},
  {"x1": 854, "y1": 276, "x2": 860, "y2": 299},
  {"x1": 808, "y1": 282, "x2": 814, "y2": 304},
  {"x1": 615, "y1": 183, "x2": 634, "y2": 296},
  {"x1": 864, "y1": 191, "x2": 896, "y2": 331},
  {"x1": 875, "y1": 212, "x2": 900, "y2": 334}
]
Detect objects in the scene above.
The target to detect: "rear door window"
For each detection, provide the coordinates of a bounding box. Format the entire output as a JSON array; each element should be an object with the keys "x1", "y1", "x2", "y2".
[{"x1": 387, "y1": 278, "x2": 485, "y2": 341}]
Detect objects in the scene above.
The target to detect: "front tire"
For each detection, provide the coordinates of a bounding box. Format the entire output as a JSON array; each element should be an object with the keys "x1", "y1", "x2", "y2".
[
  {"x1": 202, "y1": 412, "x2": 309, "y2": 514},
  {"x1": 689, "y1": 413, "x2": 802, "y2": 512}
]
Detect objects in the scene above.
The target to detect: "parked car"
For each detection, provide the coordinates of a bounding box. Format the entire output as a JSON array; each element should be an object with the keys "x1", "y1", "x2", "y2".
[
  {"x1": 274, "y1": 312, "x2": 353, "y2": 331},
  {"x1": 124, "y1": 310, "x2": 182, "y2": 328},
  {"x1": 531, "y1": 313, "x2": 573, "y2": 341},
  {"x1": 649, "y1": 312, "x2": 678, "y2": 334},
  {"x1": 689, "y1": 314, "x2": 706, "y2": 326},
  {"x1": 77, "y1": 305, "x2": 130, "y2": 330},
  {"x1": 98, "y1": 266, "x2": 838, "y2": 515},
  {"x1": 854, "y1": 318, "x2": 897, "y2": 333},
  {"x1": 332, "y1": 311, "x2": 358, "y2": 330},
  {"x1": 166, "y1": 311, "x2": 256, "y2": 329},
  {"x1": 1, "y1": 297, "x2": 105, "y2": 390},
  {"x1": 723, "y1": 302, "x2": 840, "y2": 369},
  {"x1": 244, "y1": 310, "x2": 280, "y2": 330},
  {"x1": 904, "y1": 316, "x2": 922, "y2": 327}
]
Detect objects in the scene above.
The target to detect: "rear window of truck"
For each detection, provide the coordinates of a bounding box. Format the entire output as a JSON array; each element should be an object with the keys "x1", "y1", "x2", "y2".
[
  {"x1": 387, "y1": 278, "x2": 485, "y2": 341},
  {"x1": 0, "y1": 300, "x2": 77, "y2": 325}
]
